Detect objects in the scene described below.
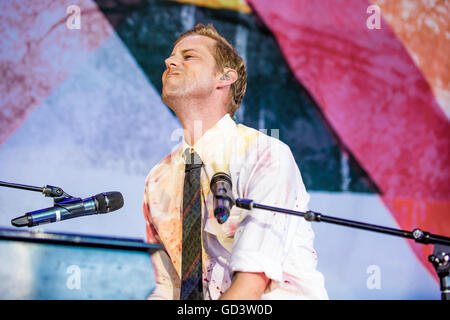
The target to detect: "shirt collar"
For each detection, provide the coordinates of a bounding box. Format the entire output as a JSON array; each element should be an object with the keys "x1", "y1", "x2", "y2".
[{"x1": 181, "y1": 113, "x2": 236, "y2": 164}]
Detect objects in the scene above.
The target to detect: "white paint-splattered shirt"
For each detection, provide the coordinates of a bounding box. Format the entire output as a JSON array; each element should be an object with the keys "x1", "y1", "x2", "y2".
[{"x1": 143, "y1": 113, "x2": 328, "y2": 299}]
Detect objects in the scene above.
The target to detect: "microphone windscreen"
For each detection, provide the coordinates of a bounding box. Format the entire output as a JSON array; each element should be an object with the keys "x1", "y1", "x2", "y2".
[
  {"x1": 95, "y1": 191, "x2": 124, "y2": 213},
  {"x1": 210, "y1": 172, "x2": 232, "y2": 190}
]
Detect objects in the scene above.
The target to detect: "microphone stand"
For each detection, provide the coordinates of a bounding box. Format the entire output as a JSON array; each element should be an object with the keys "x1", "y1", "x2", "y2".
[
  {"x1": 0, "y1": 180, "x2": 81, "y2": 227},
  {"x1": 234, "y1": 198, "x2": 450, "y2": 300}
]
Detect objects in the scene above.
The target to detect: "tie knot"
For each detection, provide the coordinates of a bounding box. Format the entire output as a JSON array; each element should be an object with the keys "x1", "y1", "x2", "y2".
[{"x1": 183, "y1": 148, "x2": 203, "y2": 170}]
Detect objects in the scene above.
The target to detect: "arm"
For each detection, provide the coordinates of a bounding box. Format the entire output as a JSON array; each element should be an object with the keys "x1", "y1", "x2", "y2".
[
  {"x1": 219, "y1": 272, "x2": 270, "y2": 300},
  {"x1": 226, "y1": 139, "x2": 309, "y2": 299},
  {"x1": 147, "y1": 249, "x2": 179, "y2": 300},
  {"x1": 143, "y1": 184, "x2": 178, "y2": 300}
]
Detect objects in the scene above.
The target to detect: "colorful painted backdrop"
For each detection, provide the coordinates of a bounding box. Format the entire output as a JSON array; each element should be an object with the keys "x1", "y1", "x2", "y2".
[{"x1": 0, "y1": 0, "x2": 448, "y2": 299}]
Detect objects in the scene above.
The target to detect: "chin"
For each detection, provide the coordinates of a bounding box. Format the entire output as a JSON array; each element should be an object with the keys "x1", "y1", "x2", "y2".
[{"x1": 162, "y1": 90, "x2": 182, "y2": 111}]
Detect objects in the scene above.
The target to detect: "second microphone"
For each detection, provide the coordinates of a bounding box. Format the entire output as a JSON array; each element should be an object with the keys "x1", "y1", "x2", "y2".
[
  {"x1": 210, "y1": 172, "x2": 234, "y2": 224},
  {"x1": 11, "y1": 192, "x2": 124, "y2": 227}
]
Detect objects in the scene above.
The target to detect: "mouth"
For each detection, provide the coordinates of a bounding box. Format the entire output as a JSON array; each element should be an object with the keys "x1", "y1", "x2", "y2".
[{"x1": 166, "y1": 70, "x2": 180, "y2": 77}]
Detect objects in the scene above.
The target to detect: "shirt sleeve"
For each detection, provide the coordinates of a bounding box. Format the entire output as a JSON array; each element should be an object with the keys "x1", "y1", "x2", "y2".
[
  {"x1": 143, "y1": 181, "x2": 179, "y2": 300},
  {"x1": 230, "y1": 139, "x2": 311, "y2": 283}
]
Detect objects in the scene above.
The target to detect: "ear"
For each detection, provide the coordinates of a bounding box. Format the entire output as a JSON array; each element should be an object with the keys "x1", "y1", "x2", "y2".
[{"x1": 217, "y1": 67, "x2": 238, "y2": 89}]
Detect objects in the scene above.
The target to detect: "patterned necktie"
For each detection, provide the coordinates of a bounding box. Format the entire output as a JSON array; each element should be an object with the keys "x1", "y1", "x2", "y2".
[{"x1": 180, "y1": 149, "x2": 203, "y2": 300}]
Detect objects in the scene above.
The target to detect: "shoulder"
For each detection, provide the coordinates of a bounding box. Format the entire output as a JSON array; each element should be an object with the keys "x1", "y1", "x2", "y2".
[
  {"x1": 235, "y1": 123, "x2": 293, "y2": 165},
  {"x1": 145, "y1": 144, "x2": 183, "y2": 187}
]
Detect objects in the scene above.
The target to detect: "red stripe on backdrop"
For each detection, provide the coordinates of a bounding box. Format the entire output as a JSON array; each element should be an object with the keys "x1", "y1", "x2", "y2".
[
  {"x1": 0, "y1": 0, "x2": 112, "y2": 146},
  {"x1": 246, "y1": 0, "x2": 450, "y2": 280}
]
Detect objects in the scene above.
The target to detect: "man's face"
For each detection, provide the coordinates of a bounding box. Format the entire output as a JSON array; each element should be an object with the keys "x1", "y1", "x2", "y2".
[{"x1": 162, "y1": 35, "x2": 219, "y2": 105}]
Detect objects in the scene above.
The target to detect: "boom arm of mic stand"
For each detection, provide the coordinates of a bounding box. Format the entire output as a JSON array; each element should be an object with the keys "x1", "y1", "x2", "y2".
[
  {"x1": 235, "y1": 198, "x2": 450, "y2": 246},
  {"x1": 234, "y1": 198, "x2": 450, "y2": 300},
  {"x1": 0, "y1": 181, "x2": 74, "y2": 202}
]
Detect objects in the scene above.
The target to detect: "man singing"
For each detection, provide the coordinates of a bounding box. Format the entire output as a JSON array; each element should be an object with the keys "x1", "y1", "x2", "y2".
[{"x1": 143, "y1": 24, "x2": 328, "y2": 300}]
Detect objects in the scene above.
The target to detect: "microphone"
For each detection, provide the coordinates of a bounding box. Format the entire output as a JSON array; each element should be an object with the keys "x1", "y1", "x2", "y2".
[
  {"x1": 210, "y1": 172, "x2": 234, "y2": 224},
  {"x1": 11, "y1": 192, "x2": 124, "y2": 227}
]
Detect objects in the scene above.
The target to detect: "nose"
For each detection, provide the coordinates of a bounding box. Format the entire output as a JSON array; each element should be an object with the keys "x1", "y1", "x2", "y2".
[{"x1": 165, "y1": 55, "x2": 178, "y2": 70}]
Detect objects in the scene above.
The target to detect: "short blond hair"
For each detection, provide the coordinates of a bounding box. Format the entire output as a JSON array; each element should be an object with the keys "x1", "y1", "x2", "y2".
[{"x1": 174, "y1": 24, "x2": 247, "y2": 117}]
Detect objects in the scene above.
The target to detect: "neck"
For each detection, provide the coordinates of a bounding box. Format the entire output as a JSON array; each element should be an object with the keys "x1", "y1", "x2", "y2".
[
  {"x1": 165, "y1": 93, "x2": 229, "y2": 145},
  {"x1": 179, "y1": 110, "x2": 227, "y2": 146}
]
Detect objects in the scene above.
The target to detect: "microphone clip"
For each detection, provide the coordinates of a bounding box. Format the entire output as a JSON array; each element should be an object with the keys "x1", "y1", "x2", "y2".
[{"x1": 43, "y1": 185, "x2": 77, "y2": 204}]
